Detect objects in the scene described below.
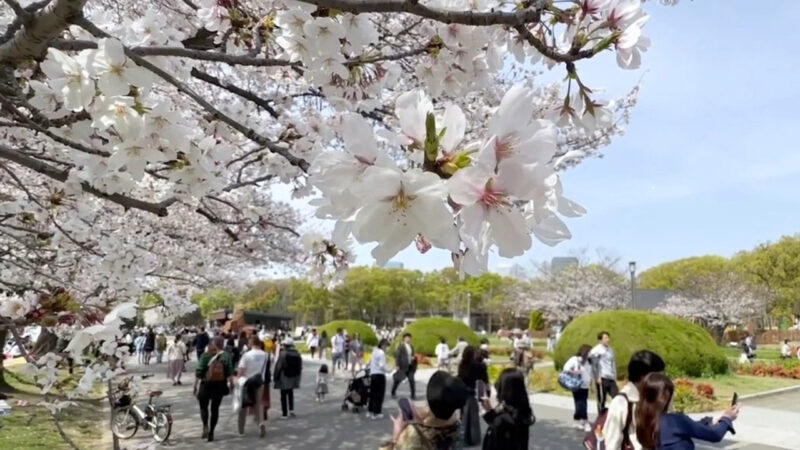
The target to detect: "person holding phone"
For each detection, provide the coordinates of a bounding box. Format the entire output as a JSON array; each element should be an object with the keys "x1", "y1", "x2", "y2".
[{"x1": 636, "y1": 372, "x2": 738, "y2": 450}]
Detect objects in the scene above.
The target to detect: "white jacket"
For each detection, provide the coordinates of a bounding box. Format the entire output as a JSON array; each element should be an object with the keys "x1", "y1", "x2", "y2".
[{"x1": 603, "y1": 382, "x2": 643, "y2": 450}]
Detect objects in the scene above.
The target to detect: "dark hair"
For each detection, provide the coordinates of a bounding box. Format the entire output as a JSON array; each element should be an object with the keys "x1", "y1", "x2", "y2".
[
  {"x1": 628, "y1": 350, "x2": 666, "y2": 383},
  {"x1": 403, "y1": 333, "x2": 411, "y2": 339},
  {"x1": 458, "y1": 336, "x2": 464, "y2": 341},
  {"x1": 635, "y1": 372, "x2": 674, "y2": 450},
  {"x1": 378, "y1": 338, "x2": 389, "y2": 349},
  {"x1": 319, "y1": 364, "x2": 329, "y2": 374},
  {"x1": 577, "y1": 344, "x2": 592, "y2": 363},
  {"x1": 458, "y1": 346, "x2": 477, "y2": 380},
  {"x1": 249, "y1": 334, "x2": 263, "y2": 349},
  {"x1": 320, "y1": 330, "x2": 328, "y2": 338},
  {"x1": 337, "y1": 328, "x2": 343, "y2": 333},
  {"x1": 480, "y1": 337, "x2": 489, "y2": 345},
  {"x1": 496, "y1": 369, "x2": 532, "y2": 421},
  {"x1": 597, "y1": 331, "x2": 609, "y2": 341},
  {"x1": 440, "y1": 337, "x2": 446, "y2": 344}
]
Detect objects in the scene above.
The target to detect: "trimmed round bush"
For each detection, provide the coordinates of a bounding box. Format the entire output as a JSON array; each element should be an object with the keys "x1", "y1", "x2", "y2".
[
  {"x1": 553, "y1": 310, "x2": 728, "y2": 378},
  {"x1": 318, "y1": 320, "x2": 377, "y2": 346},
  {"x1": 395, "y1": 318, "x2": 479, "y2": 356}
]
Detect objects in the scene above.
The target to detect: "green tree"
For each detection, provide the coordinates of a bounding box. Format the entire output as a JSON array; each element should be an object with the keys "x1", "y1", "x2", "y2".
[
  {"x1": 638, "y1": 256, "x2": 730, "y2": 291},
  {"x1": 529, "y1": 310, "x2": 545, "y2": 331},
  {"x1": 734, "y1": 236, "x2": 800, "y2": 319},
  {"x1": 191, "y1": 288, "x2": 240, "y2": 318}
]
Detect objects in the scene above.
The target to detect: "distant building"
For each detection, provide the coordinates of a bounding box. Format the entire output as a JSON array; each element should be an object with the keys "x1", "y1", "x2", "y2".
[
  {"x1": 632, "y1": 289, "x2": 674, "y2": 311},
  {"x1": 551, "y1": 257, "x2": 579, "y2": 272},
  {"x1": 380, "y1": 260, "x2": 404, "y2": 269}
]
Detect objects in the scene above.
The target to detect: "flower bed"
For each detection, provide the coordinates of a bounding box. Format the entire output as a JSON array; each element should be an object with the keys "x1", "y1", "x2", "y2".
[{"x1": 735, "y1": 361, "x2": 800, "y2": 379}]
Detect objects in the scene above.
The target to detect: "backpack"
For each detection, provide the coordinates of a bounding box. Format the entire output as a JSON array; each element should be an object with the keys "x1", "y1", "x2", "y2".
[
  {"x1": 283, "y1": 351, "x2": 302, "y2": 378},
  {"x1": 583, "y1": 393, "x2": 633, "y2": 450},
  {"x1": 205, "y1": 353, "x2": 225, "y2": 382}
]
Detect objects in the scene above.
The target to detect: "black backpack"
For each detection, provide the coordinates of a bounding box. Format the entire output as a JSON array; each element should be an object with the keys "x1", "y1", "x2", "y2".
[{"x1": 283, "y1": 350, "x2": 302, "y2": 378}]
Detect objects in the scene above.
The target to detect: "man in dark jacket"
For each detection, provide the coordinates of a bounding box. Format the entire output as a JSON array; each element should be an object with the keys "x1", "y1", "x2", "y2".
[
  {"x1": 273, "y1": 337, "x2": 302, "y2": 418},
  {"x1": 195, "y1": 327, "x2": 210, "y2": 360},
  {"x1": 391, "y1": 333, "x2": 417, "y2": 399}
]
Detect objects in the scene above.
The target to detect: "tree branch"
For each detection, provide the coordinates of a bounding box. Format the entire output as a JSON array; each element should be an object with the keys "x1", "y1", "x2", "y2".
[
  {"x1": 0, "y1": 144, "x2": 174, "y2": 217},
  {"x1": 296, "y1": 0, "x2": 542, "y2": 27},
  {"x1": 0, "y1": 0, "x2": 87, "y2": 62},
  {"x1": 190, "y1": 68, "x2": 279, "y2": 119}
]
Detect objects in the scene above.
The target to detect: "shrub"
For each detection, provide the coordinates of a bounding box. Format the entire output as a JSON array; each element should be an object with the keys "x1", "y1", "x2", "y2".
[
  {"x1": 395, "y1": 318, "x2": 479, "y2": 356},
  {"x1": 672, "y1": 383, "x2": 714, "y2": 413},
  {"x1": 528, "y1": 368, "x2": 567, "y2": 394},
  {"x1": 553, "y1": 311, "x2": 728, "y2": 378},
  {"x1": 488, "y1": 345, "x2": 513, "y2": 356},
  {"x1": 529, "y1": 310, "x2": 546, "y2": 331},
  {"x1": 318, "y1": 320, "x2": 378, "y2": 346},
  {"x1": 735, "y1": 360, "x2": 800, "y2": 379}
]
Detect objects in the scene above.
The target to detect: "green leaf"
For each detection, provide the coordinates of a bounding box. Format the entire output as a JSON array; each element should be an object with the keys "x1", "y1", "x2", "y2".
[{"x1": 424, "y1": 112, "x2": 439, "y2": 162}]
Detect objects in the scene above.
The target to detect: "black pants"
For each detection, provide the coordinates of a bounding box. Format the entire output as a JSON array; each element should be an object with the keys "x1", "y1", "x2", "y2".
[
  {"x1": 369, "y1": 374, "x2": 386, "y2": 414},
  {"x1": 198, "y1": 382, "x2": 226, "y2": 434},
  {"x1": 596, "y1": 378, "x2": 618, "y2": 412},
  {"x1": 572, "y1": 388, "x2": 589, "y2": 420},
  {"x1": 391, "y1": 370, "x2": 415, "y2": 398},
  {"x1": 280, "y1": 389, "x2": 295, "y2": 416}
]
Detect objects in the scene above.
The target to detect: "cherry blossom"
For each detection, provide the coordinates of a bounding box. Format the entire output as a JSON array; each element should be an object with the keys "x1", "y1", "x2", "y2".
[{"x1": 87, "y1": 38, "x2": 152, "y2": 96}]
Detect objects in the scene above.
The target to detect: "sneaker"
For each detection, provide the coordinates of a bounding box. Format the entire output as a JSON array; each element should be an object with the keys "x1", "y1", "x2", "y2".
[
  {"x1": 583, "y1": 423, "x2": 592, "y2": 432},
  {"x1": 373, "y1": 413, "x2": 384, "y2": 419},
  {"x1": 365, "y1": 412, "x2": 374, "y2": 419},
  {"x1": 281, "y1": 415, "x2": 289, "y2": 420},
  {"x1": 289, "y1": 412, "x2": 296, "y2": 418}
]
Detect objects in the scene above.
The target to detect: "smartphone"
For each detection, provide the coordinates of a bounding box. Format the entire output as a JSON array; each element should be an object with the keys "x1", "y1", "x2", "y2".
[
  {"x1": 398, "y1": 397, "x2": 414, "y2": 421},
  {"x1": 731, "y1": 392, "x2": 738, "y2": 406},
  {"x1": 476, "y1": 380, "x2": 487, "y2": 399}
]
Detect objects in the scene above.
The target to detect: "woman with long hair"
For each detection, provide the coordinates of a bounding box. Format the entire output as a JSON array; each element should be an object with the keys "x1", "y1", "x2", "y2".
[
  {"x1": 457, "y1": 345, "x2": 489, "y2": 446},
  {"x1": 564, "y1": 344, "x2": 593, "y2": 431},
  {"x1": 636, "y1": 372, "x2": 738, "y2": 450},
  {"x1": 193, "y1": 336, "x2": 234, "y2": 442},
  {"x1": 480, "y1": 368, "x2": 534, "y2": 450}
]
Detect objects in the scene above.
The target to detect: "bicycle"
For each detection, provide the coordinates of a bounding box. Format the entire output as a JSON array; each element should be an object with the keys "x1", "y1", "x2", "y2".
[{"x1": 110, "y1": 373, "x2": 173, "y2": 443}]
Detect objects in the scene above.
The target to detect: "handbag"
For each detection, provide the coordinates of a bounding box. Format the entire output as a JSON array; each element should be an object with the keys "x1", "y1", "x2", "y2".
[{"x1": 557, "y1": 370, "x2": 582, "y2": 392}]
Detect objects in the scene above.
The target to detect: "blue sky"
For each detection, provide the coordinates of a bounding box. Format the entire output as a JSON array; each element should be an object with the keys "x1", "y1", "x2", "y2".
[{"x1": 279, "y1": 1, "x2": 800, "y2": 275}]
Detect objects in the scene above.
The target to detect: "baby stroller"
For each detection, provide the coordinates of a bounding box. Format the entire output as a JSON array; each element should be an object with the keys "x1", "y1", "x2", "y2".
[{"x1": 341, "y1": 368, "x2": 370, "y2": 413}]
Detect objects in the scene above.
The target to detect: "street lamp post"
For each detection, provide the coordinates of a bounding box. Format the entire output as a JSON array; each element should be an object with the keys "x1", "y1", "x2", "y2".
[
  {"x1": 466, "y1": 293, "x2": 472, "y2": 328},
  {"x1": 629, "y1": 261, "x2": 637, "y2": 309}
]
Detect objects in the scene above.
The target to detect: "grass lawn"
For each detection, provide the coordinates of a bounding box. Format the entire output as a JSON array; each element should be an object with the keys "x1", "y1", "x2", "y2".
[
  {"x1": 0, "y1": 364, "x2": 106, "y2": 449},
  {"x1": 695, "y1": 374, "x2": 800, "y2": 408},
  {"x1": 721, "y1": 345, "x2": 783, "y2": 361}
]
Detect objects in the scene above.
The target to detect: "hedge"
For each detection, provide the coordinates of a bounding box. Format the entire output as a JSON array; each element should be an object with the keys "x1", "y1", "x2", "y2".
[
  {"x1": 553, "y1": 310, "x2": 728, "y2": 378},
  {"x1": 318, "y1": 320, "x2": 378, "y2": 346},
  {"x1": 394, "y1": 317, "x2": 479, "y2": 356}
]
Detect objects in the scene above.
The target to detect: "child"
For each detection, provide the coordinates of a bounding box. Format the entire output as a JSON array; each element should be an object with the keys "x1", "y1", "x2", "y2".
[{"x1": 316, "y1": 364, "x2": 329, "y2": 403}]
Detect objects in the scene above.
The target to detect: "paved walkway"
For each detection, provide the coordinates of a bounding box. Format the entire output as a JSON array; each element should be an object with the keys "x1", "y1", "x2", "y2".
[{"x1": 117, "y1": 355, "x2": 790, "y2": 449}]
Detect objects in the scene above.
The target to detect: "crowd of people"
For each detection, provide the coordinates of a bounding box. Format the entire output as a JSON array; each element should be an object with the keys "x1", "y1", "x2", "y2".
[{"x1": 121, "y1": 322, "x2": 745, "y2": 449}]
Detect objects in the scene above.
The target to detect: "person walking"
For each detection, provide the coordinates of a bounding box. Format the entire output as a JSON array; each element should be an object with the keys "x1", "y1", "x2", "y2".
[
  {"x1": 480, "y1": 368, "x2": 535, "y2": 450},
  {"x1": 564, "y1": 344, "x2": 594, "y2": 431},
  {"x1": 435, "y1": 337, "x2": 450, "y2": 370},
  {"x1": 143, "y1": 328, "x2": 156, "y2": 365},
  {"x1": 448, "y1": 336, "x2": 468, "y2": 372},
  {"x1": 391, "y1": 333, "x2": 417, "y2": 400},
  {"x1": 195, "y1": 327, "x2": 210, "y2": 361},
  {"x1": 603, "y1": 350, "x2": 667, "y2": 450},
  {"x1": 306, "y1": 329, "x2": 319, "y2": 359},
  {"x1": 193, "y1": 336, "x2": 234, "y2": 442},
  {"x1": 781, "y1": 339, "x2": 791, "y2": 359},
  {"x1": 318, "y1": 330, "x2": 329, "y2": 360},
  {"x1": 349, "y1": 333, "x2": 365, "y2": 374},
  {"x1": 166, "y1": 335, "x2": 187, "y2": 385},
  {"x1": 155, "y1": 331, "x2": 168, "y2": 364},
  {"x1": 636, "y1": 372, "x2": 738, "y2": 450},
  {"x1": 457, "y1": 345, "x2": 489, "y2": 446},
  {"x1": 368, "y1": 339, "x2": 389, "y2": 419},
  {"x1": 273, "y1": 337, "x2": 303, "y2": 419},
  {"x1": 134, "y1": 332, "x2": 146, "y2": 365},
  {"x1": 331, "y1": 328, "x2": 345, "y2": 375},
  {"x1": 237, "y1": 335, "x2": 268, "y2": 438},
  {"x1": 589, "y1": 331, "x2": 618, "y2": 412},
  {"x1": 343, "y1": 333, "x2": 351, "y2": 370}
]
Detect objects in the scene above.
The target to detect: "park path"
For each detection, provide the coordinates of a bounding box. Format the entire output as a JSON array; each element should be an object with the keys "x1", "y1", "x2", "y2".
[{"x1": 117, "y1": 354, "x2": 787, "y2": 450}]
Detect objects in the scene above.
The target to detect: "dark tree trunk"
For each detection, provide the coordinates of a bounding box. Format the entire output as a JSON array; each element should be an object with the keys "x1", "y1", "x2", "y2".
[{"x1": 32, "y1": 327, "x2": 59, "y2": 356}]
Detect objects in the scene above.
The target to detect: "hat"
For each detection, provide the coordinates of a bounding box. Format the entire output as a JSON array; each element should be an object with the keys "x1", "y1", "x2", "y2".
[
  {"x1": 426, "y1": 371, "x2": 469, "y2": 420},
  {"x1": 284, "y1": 337, "x2": 294, "y2": 345}
]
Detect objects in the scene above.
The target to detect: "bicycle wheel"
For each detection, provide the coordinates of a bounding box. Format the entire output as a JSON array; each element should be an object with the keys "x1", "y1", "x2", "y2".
[
  {"x1": 111, "y1": 407, "x2": 138, "y2": 439},
  {"x1": 151, "y1": 411, "x2": 172, "y2": 443}
]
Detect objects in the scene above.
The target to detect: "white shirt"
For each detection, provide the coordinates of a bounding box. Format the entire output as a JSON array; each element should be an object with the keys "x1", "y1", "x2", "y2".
[
  {"x1": 369, "y1": 348, "x2": 387, "y2": 375},
  {"x1": 603, "y1": 383, "x2": 642, "y2": 450},
  {"x1": 435, "y1": 343, "x2": 450, "y2": 360},
  {"x1": 166, "y1": 341, "x2": 186, "y2": 361},
  {"x1": 238, "y1": 349, "x2": 267, "y2": 379},
  {"x1": 781, "y1": 343, "x2": 791, "y2": 357},
  {"x1": 306, "y1": 334, "x2": 319, "y2": 348},
  {"x1": 332, "y1": 334, "x2": 345, "y2": 353},
  {"x1": 564, "y1": 356, "x2": 593, "y2": 389},
  {"x1": 589, "y1": 343, "x2": 616, "y2": 380}
]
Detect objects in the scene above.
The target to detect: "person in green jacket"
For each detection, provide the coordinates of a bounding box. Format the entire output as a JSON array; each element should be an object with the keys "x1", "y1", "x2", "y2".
[
  {"x1": 193, "y1": 336, "x2": 234, "y2": 442},
  {"x1": 155, "y1": 332, "x2": 168, "y2": 364}
]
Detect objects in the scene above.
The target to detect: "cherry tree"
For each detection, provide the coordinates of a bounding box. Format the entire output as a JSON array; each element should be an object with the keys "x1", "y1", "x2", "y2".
[
  {"x1": 656, "y1": 271, "x2": 770, "y2": 341},
  {"x1": 0, "y1": 0, "x2": 680, "y2": 422},
  {"x1": 512, "y1": 263, "x2": 628, "y2": 323}
]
